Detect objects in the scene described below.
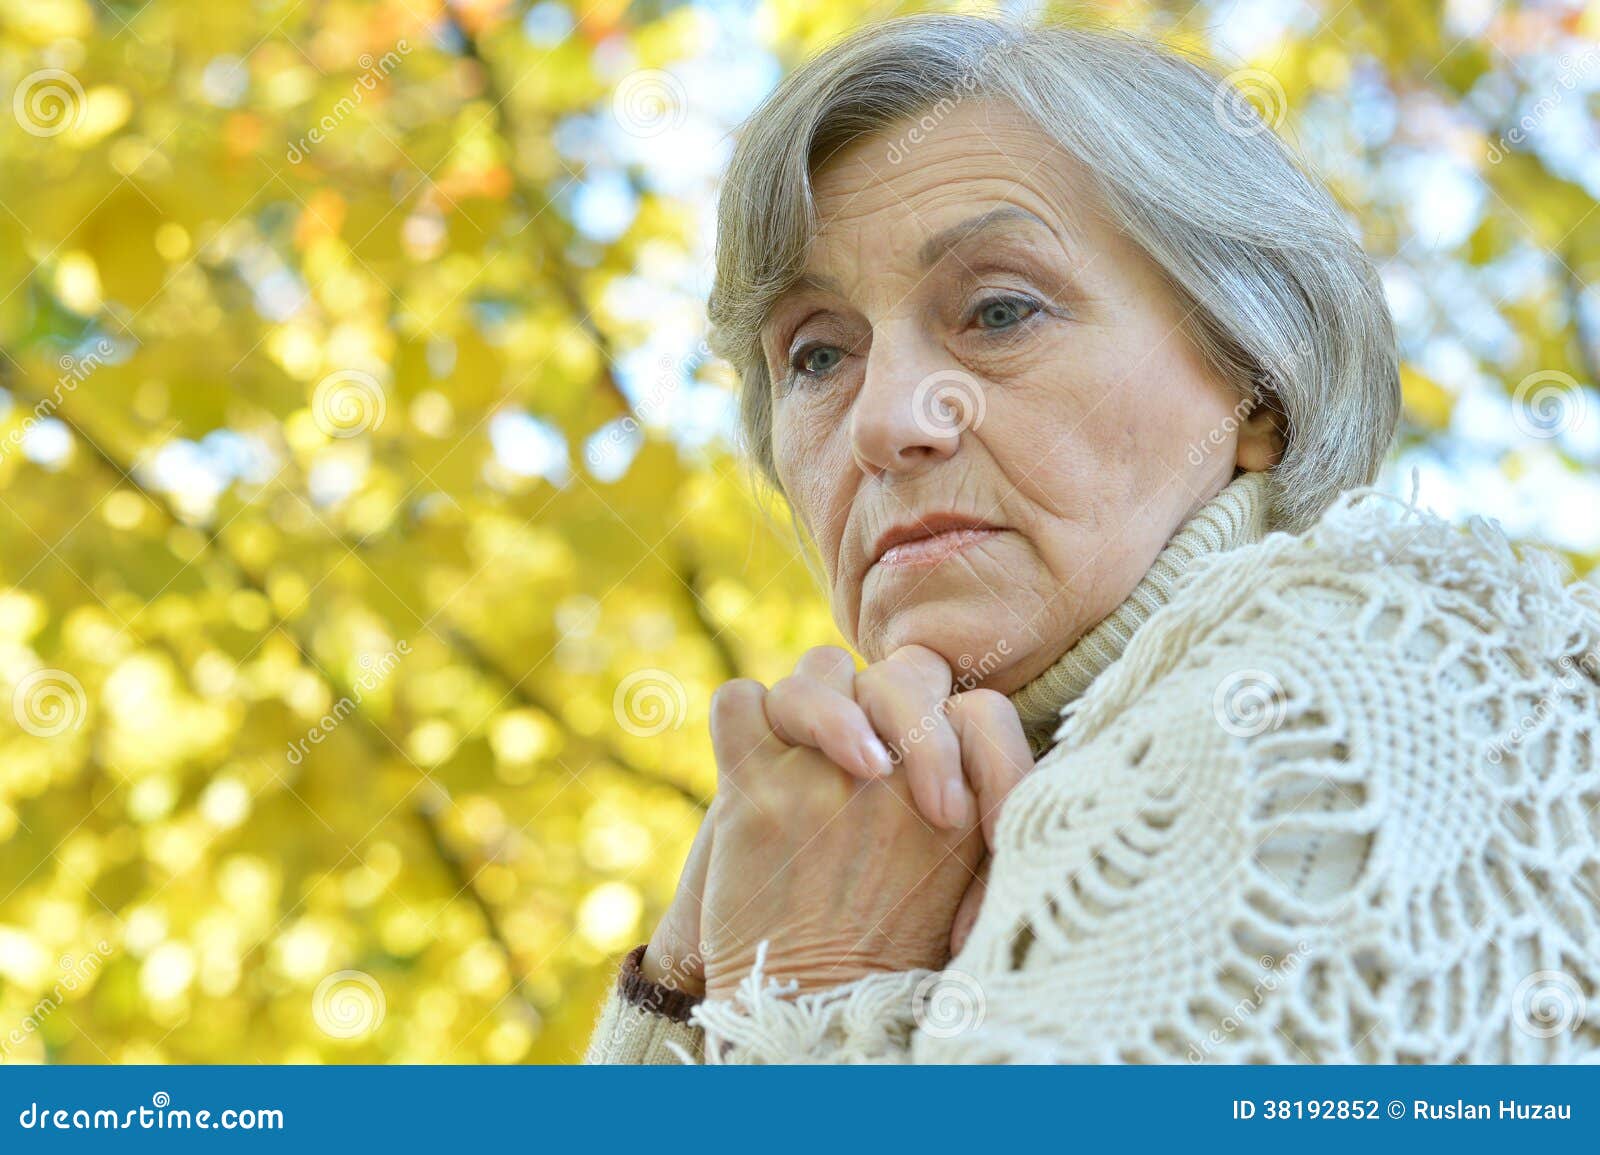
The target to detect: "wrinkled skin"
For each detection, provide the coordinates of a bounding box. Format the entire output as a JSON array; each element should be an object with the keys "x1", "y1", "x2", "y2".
[{"x1": 641, "y1": 101, "x2": 1284, "y2": 1010}]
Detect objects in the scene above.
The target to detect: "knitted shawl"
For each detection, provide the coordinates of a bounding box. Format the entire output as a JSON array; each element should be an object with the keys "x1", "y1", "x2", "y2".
[{"x1": 588, "y1": 471, "x2": 1600, "y2": 1063}]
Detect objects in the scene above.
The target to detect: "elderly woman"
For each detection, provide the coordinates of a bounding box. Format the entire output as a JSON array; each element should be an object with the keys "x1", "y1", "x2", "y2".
[{"x1": 587, "y1": 14, "x2": 1600, "y2": 1063}]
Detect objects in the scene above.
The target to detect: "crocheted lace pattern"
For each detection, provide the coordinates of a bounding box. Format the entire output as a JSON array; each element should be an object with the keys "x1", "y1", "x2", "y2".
[{"x1": 692, "y1": 488, "x2": 1600, "y2": 1063}]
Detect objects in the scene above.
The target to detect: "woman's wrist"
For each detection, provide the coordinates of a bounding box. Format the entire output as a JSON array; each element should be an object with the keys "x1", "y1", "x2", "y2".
[
  {"x1": 640, "y1": 936, "x2": 707, "y2": 999},
  {"x1": 703, "y1": 943, "x2": 922, "y2": 1003}
]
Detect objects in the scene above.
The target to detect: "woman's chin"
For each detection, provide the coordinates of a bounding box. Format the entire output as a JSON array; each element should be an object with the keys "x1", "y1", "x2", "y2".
[{"x1": 858, "y1": 602, "x2": 1029, "y2": 691}]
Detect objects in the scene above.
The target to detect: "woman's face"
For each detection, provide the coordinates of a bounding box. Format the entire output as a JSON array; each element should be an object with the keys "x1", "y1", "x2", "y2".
[{"x1": 763, "y1": 100, "x2": 1282, "y2": 693}]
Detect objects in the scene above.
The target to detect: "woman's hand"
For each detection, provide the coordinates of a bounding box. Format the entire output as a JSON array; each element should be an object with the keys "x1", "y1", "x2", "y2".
[
  {"x1": 640, "y1": 644, "x2": 1032, "y2": 1000},
  {"x1": 764, "y1": 644, "x2": 985, "y2": 831},
  {"x1": 638, "y1": 808, "x2": 714, "y2": 997},
  {"x1": 701, "y1": 645, "x2": 1031, "y2": 1000}
]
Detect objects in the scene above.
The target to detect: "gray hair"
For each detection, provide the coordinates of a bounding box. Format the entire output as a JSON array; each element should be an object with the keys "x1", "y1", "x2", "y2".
[{"x1": 707, "y1": 13, "x2": 1399, "y2": 531}]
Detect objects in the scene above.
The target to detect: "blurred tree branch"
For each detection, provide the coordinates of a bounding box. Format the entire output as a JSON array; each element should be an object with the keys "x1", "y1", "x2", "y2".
[
  {"x1": 1562, "y1": 248, "x2": 1600, "y2": 388},
  {"x1": 447, "y1": 14, "x2": 749, "y2": 687},
  {"x1": 2, "y1": 360, "x2": 709, "y2": 1026},
  {"x1": 3, "y1": 354, "x2": 708, "y2": 813}
]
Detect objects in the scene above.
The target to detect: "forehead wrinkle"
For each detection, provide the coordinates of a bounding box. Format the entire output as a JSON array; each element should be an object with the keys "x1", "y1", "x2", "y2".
[
  {"x1": 914, "y1": 205, "x2": 1052, "y2": 269},
  {"x1": 781, "y1": 196, "x2": 1069, "y2": 310},
  {"x1": 771, "y1": 119, "x2": 1103, "y2": 334}
]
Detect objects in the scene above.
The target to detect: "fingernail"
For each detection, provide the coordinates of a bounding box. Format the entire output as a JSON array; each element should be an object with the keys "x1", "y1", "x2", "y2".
[
  {"x1": 861, "y1": 734, "x2": 893, "y2": 777},
  {"x1": 943, "y1": 780, "x2": 972, "y2": 828}
]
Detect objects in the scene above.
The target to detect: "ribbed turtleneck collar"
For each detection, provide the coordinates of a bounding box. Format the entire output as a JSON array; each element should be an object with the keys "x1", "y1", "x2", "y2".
[{"x1": 1006, "y1": 470, "x2": 1271, "y2": 755}]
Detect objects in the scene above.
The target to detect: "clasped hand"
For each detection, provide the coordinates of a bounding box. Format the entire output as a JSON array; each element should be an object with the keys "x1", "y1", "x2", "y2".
[{"x1": 642, "y1": 644, "x2": 1034, "y2": 1002}]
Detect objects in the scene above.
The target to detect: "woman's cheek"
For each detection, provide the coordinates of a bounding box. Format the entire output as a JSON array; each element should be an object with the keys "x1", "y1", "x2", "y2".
[
  {"x1": 800, "y1": 473, "x2": 851, "y2": 575},
  {"x1": 773, "y1": 432, "x2": 842, "y2": 568}
]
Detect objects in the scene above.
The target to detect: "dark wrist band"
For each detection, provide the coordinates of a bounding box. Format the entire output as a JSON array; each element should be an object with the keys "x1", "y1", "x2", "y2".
[{"x1": 617, "y1": 943, "x2": 703, "y2": 1025}]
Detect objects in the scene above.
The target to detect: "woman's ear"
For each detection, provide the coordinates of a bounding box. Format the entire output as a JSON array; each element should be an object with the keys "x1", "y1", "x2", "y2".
[{"x1": 1235, "y1": 394, "x2": 1287, "y2": 472}]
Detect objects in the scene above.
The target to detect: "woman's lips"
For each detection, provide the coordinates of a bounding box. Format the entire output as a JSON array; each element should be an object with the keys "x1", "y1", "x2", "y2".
[{"x1": 875, "y1": 527, "x2": 1004, "y2": 568}]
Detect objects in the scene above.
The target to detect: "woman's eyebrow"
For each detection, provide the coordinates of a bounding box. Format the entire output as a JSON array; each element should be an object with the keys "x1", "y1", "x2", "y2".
[
  {"x1": 916, "y1": 206, "x2": 1055, "y2": 269},
  {"x1": 776, "y1": 206, "x2": 1059, "y2": 309}
]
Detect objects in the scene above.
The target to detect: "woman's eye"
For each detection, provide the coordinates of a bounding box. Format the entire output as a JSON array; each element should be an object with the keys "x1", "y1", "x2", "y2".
[
  {"x1": 792, "y1": 343, "x2": 844, "y2": 377},
  {"x1": 973, "y1": 295, "x2": 1040, "y2": 330}
]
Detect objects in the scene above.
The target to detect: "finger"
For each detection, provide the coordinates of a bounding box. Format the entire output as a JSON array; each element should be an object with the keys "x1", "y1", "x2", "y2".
[
  {"x1": 879, "y1": 644, "x2": 954, "y2": 698},
  {"x1": 950, "y1": 859, "x2": 989, "y2": 956},
  {"x1": 709, "y1": 679, "x2": 784, "y2": 785},
  {"x1": 765, "y1": 673, "x2": 892, "y2": 779},
  {"x1": 791, "y1": 645, "x2": 859, "y2": 697},
  {"x1": 945, "y1": 689, "x2": 1033, "y2": 850},
  {"x1": 676, "y1": 807, "x2": 716, "y2": 910},
  {"x1": 675, "y1": 810, "x2": 716, "y2": 973},
  {"x1": 856, "y1": 646, "x2": 967, "y2": 829},
  {"x1": 647, "y1": 811, "x2": 716, "y2": 988}
]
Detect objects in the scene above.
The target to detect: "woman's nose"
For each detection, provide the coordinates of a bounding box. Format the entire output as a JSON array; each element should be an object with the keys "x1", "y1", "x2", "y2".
[{"x1": 848, "y1": 350, "x2": 981, "y2": 476}]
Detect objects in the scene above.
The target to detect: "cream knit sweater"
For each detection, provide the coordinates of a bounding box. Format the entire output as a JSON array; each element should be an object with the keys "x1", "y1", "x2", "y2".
[{"x1": 586, "y1": 471, "x2": 1600, "y2": 1063}]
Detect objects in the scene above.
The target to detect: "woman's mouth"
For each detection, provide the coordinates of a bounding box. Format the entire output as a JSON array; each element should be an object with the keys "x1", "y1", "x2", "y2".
[{"x1": 871, "y1": 517, "x2": 1006, "y2": 570}]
